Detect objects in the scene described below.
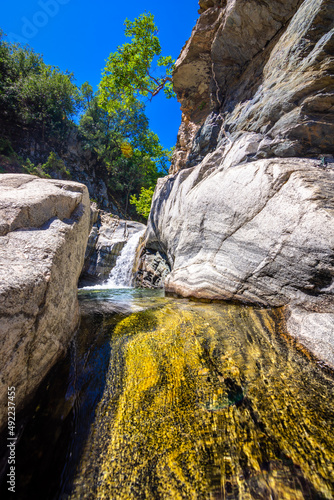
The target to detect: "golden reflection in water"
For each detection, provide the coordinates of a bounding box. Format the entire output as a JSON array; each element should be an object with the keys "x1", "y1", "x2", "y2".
[{"x1": 70, "y1": 301, "x2": 334, "y2": 500}]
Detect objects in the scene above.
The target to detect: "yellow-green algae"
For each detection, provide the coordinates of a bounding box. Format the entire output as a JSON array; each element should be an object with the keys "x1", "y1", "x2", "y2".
[{"x1": 70, "y1": 301, "x2": 334, "y2": 499}]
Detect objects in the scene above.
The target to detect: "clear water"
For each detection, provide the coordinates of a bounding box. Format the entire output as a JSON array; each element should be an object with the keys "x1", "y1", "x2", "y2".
[{"x1": 2, "y1": 289, "x2": 334, "y2": 500}]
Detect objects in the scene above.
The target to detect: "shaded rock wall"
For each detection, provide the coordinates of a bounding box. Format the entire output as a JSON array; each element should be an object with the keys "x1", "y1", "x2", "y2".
[
  {"x1": 134, "y1": 249, "x2": 171, "y2": 289},
  {"x1": 0, "y1": 174, "x2": 90, "y2": 430}
]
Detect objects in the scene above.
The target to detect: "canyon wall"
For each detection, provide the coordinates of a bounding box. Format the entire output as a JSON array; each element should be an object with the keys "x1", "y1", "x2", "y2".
[
  {"x1": 172, "y1": 0, "x2": 333, "y2": 172},
  {"x1": 144, "y1": 0, "x2": 334, "y2": 366}
]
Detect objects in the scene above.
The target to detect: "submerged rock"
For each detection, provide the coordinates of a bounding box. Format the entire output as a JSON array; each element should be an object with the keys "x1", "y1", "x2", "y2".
[{"x1": 0, "y1": 174, "x2": 90, "y2": 430}]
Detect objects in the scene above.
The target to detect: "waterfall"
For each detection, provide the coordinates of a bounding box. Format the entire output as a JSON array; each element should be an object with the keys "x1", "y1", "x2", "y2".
[{"x1": 104, "y1": 229, "x2": 145, "y2": 288}]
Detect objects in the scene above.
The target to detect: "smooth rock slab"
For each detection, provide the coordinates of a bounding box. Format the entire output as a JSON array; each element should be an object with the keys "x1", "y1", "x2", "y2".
[
  {"x1": 0, "y1": 174, "x2": 90, "y2": 431},
  {"x1": 147, "y1": 157, "x2": 334, "y2": 312},
  {"x1": 286, "y1": 306, "x2": 334, "y2": 369}
]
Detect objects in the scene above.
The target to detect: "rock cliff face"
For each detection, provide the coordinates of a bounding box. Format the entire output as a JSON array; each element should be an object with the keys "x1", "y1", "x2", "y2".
[
  {"x1": 145, "y1": 0, "x2": 334, "y2": 365},
  {"x1": 147, "y1": 157, "x2": 334, "y2": 309},
  {"x1": 172, "y1": 0, "x2": 333, "y2": 172},
  {"x1": 0, "y1": 174, "x2": 90, "y2": 430}
]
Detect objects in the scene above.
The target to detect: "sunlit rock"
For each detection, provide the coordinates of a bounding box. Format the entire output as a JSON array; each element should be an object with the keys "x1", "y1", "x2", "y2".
[
  {"x1": 0, "y1": 174, "x2": 90, "y2": 430},
  {"x1": 172, "y1": 0, "x2": 334, "y2": 172}
]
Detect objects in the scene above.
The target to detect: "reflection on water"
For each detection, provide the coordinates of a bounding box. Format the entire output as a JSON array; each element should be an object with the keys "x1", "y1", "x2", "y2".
[
  {"x1": 3, "y1": 292, "x2": 334, "y2": 499},
  {"x1": 70, "y1": 299, "x2": 334, "y2": 500}
]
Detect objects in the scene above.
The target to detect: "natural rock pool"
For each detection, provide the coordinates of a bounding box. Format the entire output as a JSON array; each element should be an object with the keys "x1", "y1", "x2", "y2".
[{"x1": 3, "y1": 289, "x2": 334, "y2": 499}]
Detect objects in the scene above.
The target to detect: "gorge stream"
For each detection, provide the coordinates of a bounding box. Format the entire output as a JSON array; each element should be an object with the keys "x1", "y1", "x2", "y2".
[
  {"x1": 1, "y1": 238, "x2": 334, "y2": 500},
  {"x1": 2, "y1": 289, "x2": 333, "y2": 499}
]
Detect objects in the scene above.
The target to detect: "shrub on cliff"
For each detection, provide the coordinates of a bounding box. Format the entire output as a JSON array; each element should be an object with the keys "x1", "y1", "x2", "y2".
[
  {"x1": 130, "y1": 186, "x2": 155, "y2": 218},
  {"x1": 22, "y1": 152, "x2": 70, "y2": 179}
]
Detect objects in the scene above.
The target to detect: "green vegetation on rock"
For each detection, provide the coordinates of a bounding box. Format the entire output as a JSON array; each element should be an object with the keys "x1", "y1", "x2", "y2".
[
  {"x1": 0, "y1": 15, "x2": 175, "y2": 219},
  {"x1": 130, "y1": 186, "x2": 155, "y2": 218}
]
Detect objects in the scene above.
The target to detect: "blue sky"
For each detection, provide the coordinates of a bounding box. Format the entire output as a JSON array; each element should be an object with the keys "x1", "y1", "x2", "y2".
[{"x1": 1, "y1": 0, "x2": 199, "y2": 150}]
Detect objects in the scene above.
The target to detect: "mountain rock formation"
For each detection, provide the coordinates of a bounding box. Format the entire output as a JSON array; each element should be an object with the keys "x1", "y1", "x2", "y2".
[
  {"x1": 0, "y1": 174, "x2": 90, "y2": 430},
  {"x1": 144, "y1": 0, "x2": 334, "y2": 366}
]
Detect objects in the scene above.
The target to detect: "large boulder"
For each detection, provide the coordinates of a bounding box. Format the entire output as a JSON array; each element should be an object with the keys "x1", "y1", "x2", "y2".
[
  {"x1": 147, "y1": 157, "x2": 334, "y2": 310},
  {"x1": 0, "y1": 174, "x2": 90, "y2": 430},
  {"x1": 145, "y1": 156, "x2": 334, "y2": 366},
  {"x1": 144, "y1": 0, "x2": 334, "y2": 366}
]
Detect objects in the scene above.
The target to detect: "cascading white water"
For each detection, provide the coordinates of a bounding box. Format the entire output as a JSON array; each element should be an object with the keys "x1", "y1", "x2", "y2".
[{"x1": 104, "y1": 229, "x2": 145, "y2": 288}]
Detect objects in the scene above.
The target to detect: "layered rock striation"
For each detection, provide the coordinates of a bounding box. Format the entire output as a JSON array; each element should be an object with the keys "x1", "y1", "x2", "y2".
[
  {"x1": 144, "y1": 0, "x2": 334, "y2": 365},
  {"x1": 0, "y1": 174, "x2": 90, "y2": 430},
  {"x1": 147, "y1": 157, "x2": 334, "y2": 310}
]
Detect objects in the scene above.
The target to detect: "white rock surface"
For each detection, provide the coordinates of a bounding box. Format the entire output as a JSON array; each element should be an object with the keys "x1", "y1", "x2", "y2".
[
  {"x1": 147, "y1": 157, "x2": 334, "y2": 309},
  {"x1": 286, "y1": 306, "x2": 334, "y2": 368},
  {"x1": 0, "y1": 174, "x2": 90, "y2": 430}
]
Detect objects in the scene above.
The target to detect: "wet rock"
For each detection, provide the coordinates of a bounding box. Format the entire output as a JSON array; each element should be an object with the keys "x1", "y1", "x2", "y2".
[{"x1": 0, "y1": 174, "x2": 90, "y2": 431}]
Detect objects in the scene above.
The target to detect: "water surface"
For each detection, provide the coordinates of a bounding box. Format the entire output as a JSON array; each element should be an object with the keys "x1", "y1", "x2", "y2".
[{"x1": 4, "y1": 289, "x2": 334, "y2": 499}]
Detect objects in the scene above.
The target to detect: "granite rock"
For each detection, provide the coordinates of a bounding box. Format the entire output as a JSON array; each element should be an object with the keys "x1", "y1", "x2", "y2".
[
  {"x1": 134, "y1": 249, "x2": 171, "y2": 289},
  {"x1": 172, "y1": 0, "x2": 334, "y2": 172},
  {"x1": 0, "y1": 174, "x2": 90, "y2": 430},
  {"x1": 146, "y1": 157, "x2": 334, "y2": 312}
]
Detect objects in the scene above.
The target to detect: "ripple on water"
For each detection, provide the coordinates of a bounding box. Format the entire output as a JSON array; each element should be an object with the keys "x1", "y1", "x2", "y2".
[{"x1": 66, "y1": 299, "x2": 334, "y2": 500}]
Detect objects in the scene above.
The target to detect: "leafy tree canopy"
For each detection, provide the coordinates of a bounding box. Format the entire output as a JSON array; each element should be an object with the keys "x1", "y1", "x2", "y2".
[
  {"x1": 130, "y1": 186, "x2": 155, "y2": 218},
  {"x1": 98, "y1": 13, "x2": 175, "y2": 115},
  {"x1": 0, "y1": 31, "x2": 81, "y2": 141},
  {"x1": 79, "y1": 92, "x2": 172, "y2": 217},
  {"x1": 0, "y1": 23, "x2": 174, "y2": 220}
]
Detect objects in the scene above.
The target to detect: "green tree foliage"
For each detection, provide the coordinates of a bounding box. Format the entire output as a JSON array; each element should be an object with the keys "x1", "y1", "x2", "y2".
[
  {"x1": 95, "y1": 13, "x2": 175, "y2": 217},
  {"x1": 79, "y1": 93, "x2": 172, "y2": 217},
  {"x1": 130, "y1": 186, "x2": 155, "y2": 218},
  {"x1": 0, "y1": 21, "x2": 174, "y2": 220},
  {"x1": 22, "y1": 151, "x2": 70, "y2": 178},
  {"x1": 99, "y1": 13, "x2": 175, "y2": 115},
  {"x1": 0, "y1": 31, "x2": 81, "y2": 143}
]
